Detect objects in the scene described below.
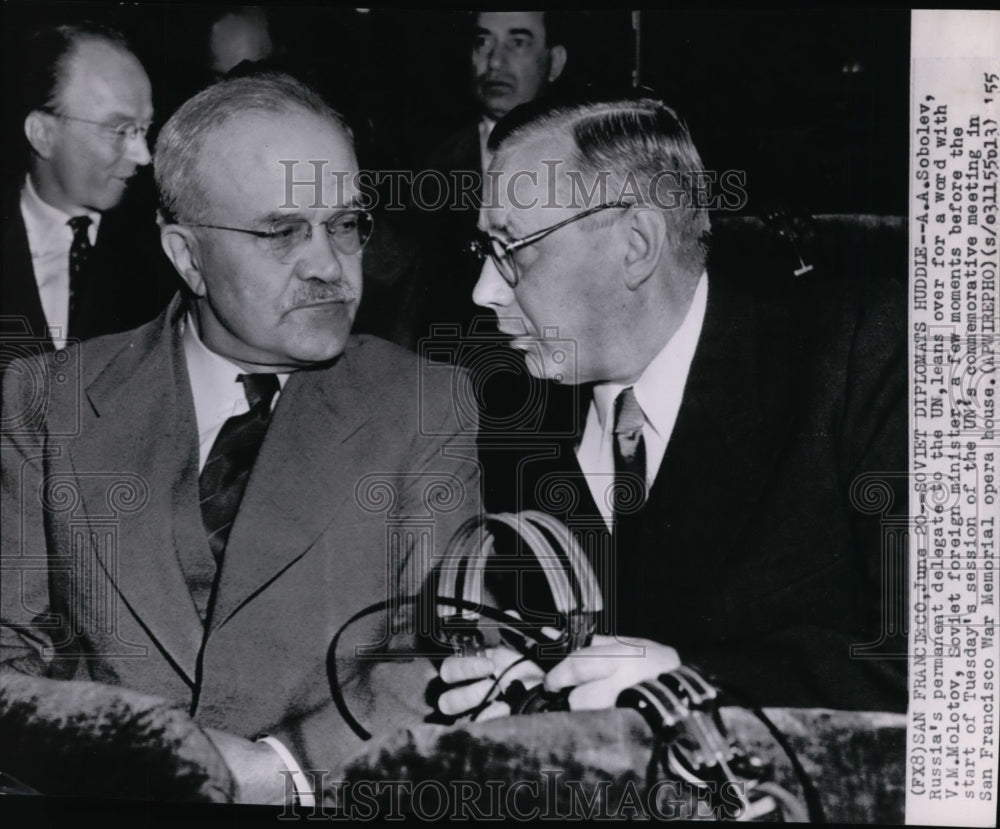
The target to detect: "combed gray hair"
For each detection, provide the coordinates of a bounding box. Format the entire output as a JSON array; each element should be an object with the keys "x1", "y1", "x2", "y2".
[
  {"x1": 489, "y1": 98, "x2": 711, "y2": 277},
  {"x1": 154, "y1": 72, "x2": 351, "y2": 224}
]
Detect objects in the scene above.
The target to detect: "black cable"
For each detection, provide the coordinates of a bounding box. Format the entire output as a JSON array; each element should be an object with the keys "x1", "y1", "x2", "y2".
[
  {"x1": 745, "y1": 703, "x2": 826, "y2": 824},
  {"x1": 326, "y1": 595, "x2": 561, "y2": 740},
  {"x1": 465, "y1": 655, "x2": 533, "y2": 721},
  {"x1": 329, "y1": 597, "x2": 824, "y2": 826},
  {"x1": 711, "y1": 677, "x2": 826, "y2": 824}
]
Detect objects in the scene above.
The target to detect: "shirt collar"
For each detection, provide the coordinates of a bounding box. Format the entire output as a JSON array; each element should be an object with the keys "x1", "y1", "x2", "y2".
[
  {"x1": 592, "y1": 271, "x2": 709, "y2": 438},
  {"x1": 21, "y1": 173, "x2": 101, "y2": 252},
  {"x1": 181, "y1": 313, "x2": 289, "y2": 431},
  {"x1": 479, "y1": 116, "x2": 497, "y2": 166}
]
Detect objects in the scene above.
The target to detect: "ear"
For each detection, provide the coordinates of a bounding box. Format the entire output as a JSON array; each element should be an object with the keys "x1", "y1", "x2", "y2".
[
  {"x1": 547, "y1": 45, "x2": 567, "y2": 83},
  {"x1": 24, "y1": 111, "x2": 57, "y2": 159},
  {"x1": 160, "y1": 224, "x2": 207, "y2": 297},
  {"x1": 623, "y1": 208, "x2": 667, "y2": 290}
]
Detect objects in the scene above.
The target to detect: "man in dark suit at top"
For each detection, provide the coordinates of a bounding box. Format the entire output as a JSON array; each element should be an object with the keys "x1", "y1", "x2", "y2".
[
  {"x1": 437, "y1": 97, "x2": 907, "y2": 719},
  {"x1": 2, "y1": 73, "x2": 478, "y2": 804},
  {"x1": 432, "y1": 10, "x2": 568, "y2": 183},
  {"x1": 417, "y1": 11, "x2": 568, "y2": 342},
  {"x1": 2, "y1": 22, "x2": 173, "y2": 354}
]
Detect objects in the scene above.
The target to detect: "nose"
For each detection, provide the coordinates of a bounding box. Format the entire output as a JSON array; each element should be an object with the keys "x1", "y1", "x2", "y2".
[
  {"x1": 487, "y1": 41, "x2": 506, "y2": 71},
  {"x1": 472, "y1": 257, "x2": 513, "y2": 309},
  {"x1": 295, "y1": 224, "x2": 345, "y2": 282},
  {"x1": 124, "y1": 132, "x2": 152, "y2": 166}
]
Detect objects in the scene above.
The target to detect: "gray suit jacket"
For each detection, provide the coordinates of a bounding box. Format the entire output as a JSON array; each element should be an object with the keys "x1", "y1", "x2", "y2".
[{"x1": 1, "y1": 295, "x2": 480, "y2": 782}]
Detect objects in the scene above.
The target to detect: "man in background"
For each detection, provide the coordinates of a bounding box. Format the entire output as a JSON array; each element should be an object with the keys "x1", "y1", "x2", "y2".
[
  {"x1": 2, "y1": 73, "x2": 477, "y2": 804},
  {"x1": 416, "y1": 11, "x2": 569, "y2": 345},
  {"x1": 2, "y1": 22, "x2": 174, "y2": 354}
]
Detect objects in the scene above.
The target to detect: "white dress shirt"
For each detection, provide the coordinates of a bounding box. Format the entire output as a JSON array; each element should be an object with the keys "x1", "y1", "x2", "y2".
[
  {"x1": 576, "y1": 273, "x2": 708, "y2": 529},
  {"x1": 20, "y1": 175, "x2": 101, "y2": 349},
  {"x1": 478, "y1": 116, "x2": 497, "y2": 177},
  {"x1": 181, "y1": 315, "x2": 288, "y2": 471}
]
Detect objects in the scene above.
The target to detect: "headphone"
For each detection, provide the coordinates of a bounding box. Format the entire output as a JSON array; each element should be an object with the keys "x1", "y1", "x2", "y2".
[{"x1": 327, "y1": 510, "x2": 821, "y2": 821}]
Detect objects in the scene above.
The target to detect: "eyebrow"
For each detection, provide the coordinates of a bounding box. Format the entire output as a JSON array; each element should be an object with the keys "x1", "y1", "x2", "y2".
[
  {"x1": 505, "y1": 28, "x2": 536, "y2": 39},
  {"x1": 101, "y1": 110, "x2": 154, "y2": 124},
  {"x1": 256, "y1": 202, "x2": 365, "y2": 225}
]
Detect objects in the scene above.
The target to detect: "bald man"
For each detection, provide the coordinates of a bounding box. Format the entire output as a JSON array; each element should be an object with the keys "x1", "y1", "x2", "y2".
[{"x1": 3, "y1": 21, "x2": 174, "y2": 356}]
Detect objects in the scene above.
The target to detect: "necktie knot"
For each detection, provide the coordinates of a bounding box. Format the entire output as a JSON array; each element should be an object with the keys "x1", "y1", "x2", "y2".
[
  {"x1": 613, "y1": 387, "x2": 644, "y2": 450},
  {"x1": 68, "y1": 215, "x2": 92, "y2": 240},
  {"x1": 238, "y1": 373, "x2": 280, "y2": 412},
  {"x1": 611, "y1": 385, "x2": 647, "y2": 523}
]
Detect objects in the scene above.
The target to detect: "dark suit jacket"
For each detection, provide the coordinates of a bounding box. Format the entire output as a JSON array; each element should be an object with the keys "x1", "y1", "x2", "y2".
[
  {"x1": 478, "y1": 273, "x2": 908, "y2": 712},
  {"x1": 1, "y1": 175, "x2": 177, "y2": 350},
  {"x1": 1, "y1": 295, "x2": 481, "y2": 784}
]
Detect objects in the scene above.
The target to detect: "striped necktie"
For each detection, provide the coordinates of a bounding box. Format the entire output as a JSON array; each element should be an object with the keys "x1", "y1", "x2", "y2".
[
  {"x1": 199, "y1": 373, "x2": 280, "y2": 563},
  {"x1": 612, "y1": 386, "x2": 647, "y2": 521}
]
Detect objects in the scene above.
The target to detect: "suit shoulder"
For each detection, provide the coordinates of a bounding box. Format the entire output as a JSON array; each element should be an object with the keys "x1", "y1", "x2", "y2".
[
  {"x1": 345, "y1": 334, "x2": 470, "y2": 426},
  {"x1": 790, "y1": 274, "x2": 905, "y2": 347},
  {"x1": 76, "y1": 313, "x2": 170, "y2": 377},
  {"x1": 348, "y1": 334, "x2": 468, "y2": 389}
]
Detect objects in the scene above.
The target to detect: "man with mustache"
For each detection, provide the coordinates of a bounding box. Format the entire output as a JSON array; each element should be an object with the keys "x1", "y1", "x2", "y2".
[
  {"x1": 2, "y1": 73, "x2": 479, "y2": 805},
  {"x1": 2, "y1": 22, "x2": 174, "y2": 356}
]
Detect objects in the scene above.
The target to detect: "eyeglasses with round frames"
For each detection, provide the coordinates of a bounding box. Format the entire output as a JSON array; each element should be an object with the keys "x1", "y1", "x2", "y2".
[
  {"x1": 183, "y1": 210, "x2": 375, "y2": 262},
  {"x1": 466, "y1": 202, "x2": 631, "y2": 287},
  {"x1": 43, "y1": 110, "x2": 152, "y2": 148}
]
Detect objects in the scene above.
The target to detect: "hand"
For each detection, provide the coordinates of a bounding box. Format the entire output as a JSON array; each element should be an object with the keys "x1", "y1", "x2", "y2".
[
  {"x1": 543, "y1": 635, "x2": 681, "y2": 711},
  {"x1": 437, "y1": 647, "x2": 545, "y2": 723},
  {"x1": 203, "y1": 728, "x2": 289, "y2": 805}
]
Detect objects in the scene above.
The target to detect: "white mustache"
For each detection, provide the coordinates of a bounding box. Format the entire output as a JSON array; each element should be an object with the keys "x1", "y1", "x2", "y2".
[{"x1": 290, "y1": 283, "x2": 358, "y2": 306}]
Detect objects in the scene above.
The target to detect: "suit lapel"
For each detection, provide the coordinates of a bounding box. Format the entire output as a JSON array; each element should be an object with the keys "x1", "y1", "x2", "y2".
[
  {"x1": 643, "y1": 279, "x2": 797, "y2": 569},
  {"x1": 207, "y1": 340, "x2": 375, "y2": 633},
  {"x1": 2, "y1": 186, "x2": 50, "y2": 342},
  {"x1": 69, "y1": 299, "x2": 205, "y2": 684}
]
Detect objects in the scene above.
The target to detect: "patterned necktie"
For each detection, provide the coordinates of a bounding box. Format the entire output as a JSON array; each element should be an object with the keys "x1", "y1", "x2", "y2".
[
  {"x1": 199, "y1": 374, "x2": 280, "y2": 563},
  {"x1": 612, "y1": 386, "x2": 647, "y2": 520},
  {"x1": 67, "y1": 216, "x2": 93, "y2": 336}
]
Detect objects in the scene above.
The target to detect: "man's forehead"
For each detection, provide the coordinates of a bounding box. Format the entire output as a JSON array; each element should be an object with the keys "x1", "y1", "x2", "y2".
[
  {"x1": 476, "y1": 11, "x2": 546, "y2": 38},
  {"x1": 62, "y1": 40, "x2": 152, "y2": 115},
  {"x1": 485, "y1": 130, "x2": 577, "y2": 217},
  {"x1": 201, "y1": 110, "x2": 358, "y2": 214}
]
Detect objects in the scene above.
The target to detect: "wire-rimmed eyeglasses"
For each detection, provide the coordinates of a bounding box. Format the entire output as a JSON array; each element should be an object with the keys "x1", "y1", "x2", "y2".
[
  {"x1": 466, "y1": 202, "x2": 631, "y2": 287},
  {"x1": 183, "y1": 210, "x2": 375, "y2": 262},
  {"x1": 43, "y1": 110, "x2": 152, "y2": 147}
]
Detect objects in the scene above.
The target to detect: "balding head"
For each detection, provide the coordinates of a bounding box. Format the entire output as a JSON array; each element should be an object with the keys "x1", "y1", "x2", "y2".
[
  {"x1": 470, "y1": 97, "x2": 712, "y2": 384},
  {"x1": 23, "y1": 25, "x2": 153, "y2": 213},
  {"x1": 489, "y1": 98, "x2": 711, "y2": 280}
]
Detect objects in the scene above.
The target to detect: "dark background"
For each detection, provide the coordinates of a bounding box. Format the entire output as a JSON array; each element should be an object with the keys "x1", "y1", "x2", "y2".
[{"x1": 2, "y1": 4, "x2": 909, "y2": 216}]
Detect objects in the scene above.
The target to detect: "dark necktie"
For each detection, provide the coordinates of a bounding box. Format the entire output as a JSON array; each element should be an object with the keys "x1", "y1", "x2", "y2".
[
  {"x1": 199, "y1": 374, "x2": 280, "y2": 563},
  {"x1": 603, "y1": 386, "x2": 648, "y2": 635},
  {"x1": 612, "y1": 386, "x2": 647, "y2": 521},
  {"x1": 67, "y1": 216, "x2": 93, "y2": 336}
]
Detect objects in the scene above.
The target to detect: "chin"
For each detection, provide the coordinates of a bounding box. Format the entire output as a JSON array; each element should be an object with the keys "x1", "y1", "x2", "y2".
[
  {"x1": 293, "y1": 337, "x2": 349, "y2": 366},
  {"x1": 521, "y1": 354, "x2": 567, "y2": 384}
]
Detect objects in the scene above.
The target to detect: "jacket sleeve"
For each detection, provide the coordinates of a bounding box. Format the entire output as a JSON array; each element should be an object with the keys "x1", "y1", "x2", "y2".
[
  {"x1": 266, "y1": 363, "x2": 482, "y2": 791},
  {"x1": 1, "y1": 354, "x2": 63, "y2": 677}
]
